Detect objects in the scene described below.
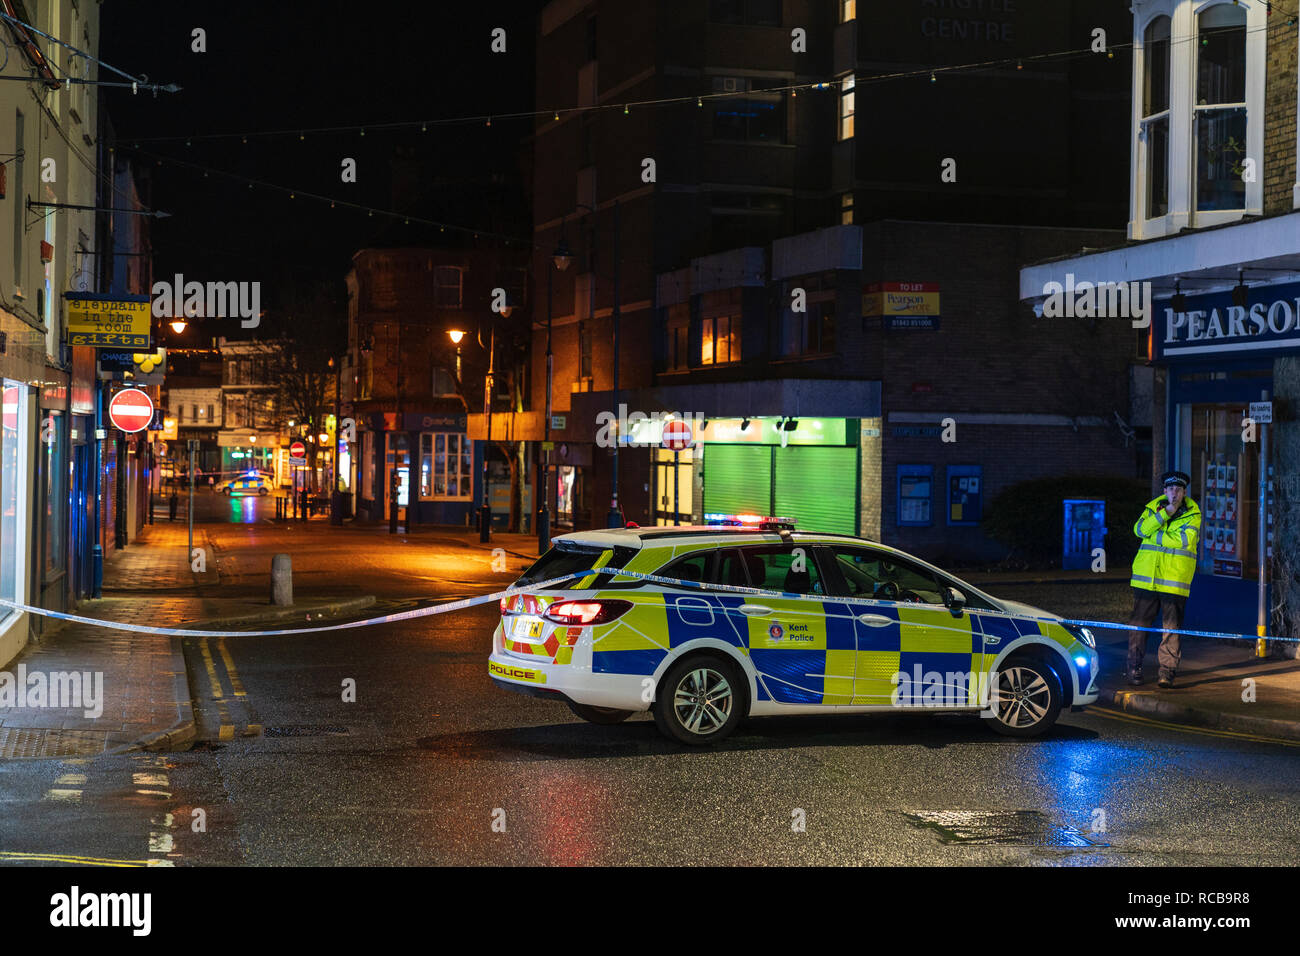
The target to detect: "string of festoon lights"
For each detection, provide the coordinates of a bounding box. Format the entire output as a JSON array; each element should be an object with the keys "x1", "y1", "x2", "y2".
[
  {"x1": 121, "y1": 7, "x2": 1300, "y2": 147},
  {"x1": 116, "y1": 2, "x2": 1300, "y2": 243}
]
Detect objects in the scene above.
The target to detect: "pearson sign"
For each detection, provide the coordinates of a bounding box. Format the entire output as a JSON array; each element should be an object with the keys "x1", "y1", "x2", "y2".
[{"x1": 1156, "y1": 283, "x2": 1300, "y2": 360}]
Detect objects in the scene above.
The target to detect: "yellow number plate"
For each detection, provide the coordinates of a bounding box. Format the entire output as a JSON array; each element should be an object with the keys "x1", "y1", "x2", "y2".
[{"x1": 514, "y1": 616, "x2": 544, "y2": 639}]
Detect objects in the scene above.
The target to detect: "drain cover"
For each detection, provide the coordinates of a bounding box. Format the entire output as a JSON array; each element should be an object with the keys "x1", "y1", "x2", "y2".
[
  {"x1": 0, "y1": 728, "x2": 107, "y2": 759},
  {"x1": 262, "y1": 725, "x2": 349, "y2": 738},
  {"x1": 903, "y1": 810, "x2": 1107, "y2": 847}
]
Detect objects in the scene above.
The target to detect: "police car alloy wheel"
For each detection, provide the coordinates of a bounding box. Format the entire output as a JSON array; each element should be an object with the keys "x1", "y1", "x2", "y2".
[
  {"x1": 986, "y1": 659, "x2": 1062, "y2": 738},
  {"x1": 653, "y1": 655, "x2": 745, "y2": 746},
  {"x1": 567, "y1": 701, "x2": 635, "y2": 725}
]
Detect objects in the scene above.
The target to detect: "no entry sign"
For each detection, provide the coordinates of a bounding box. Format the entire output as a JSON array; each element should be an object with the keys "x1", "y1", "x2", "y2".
[
  {"x1": 108, "y1": 388, "x2": 154, "y2": 433},
  {"x1": 289, "y1": 440, "x2": 307, "y2": 463},
  {"x1": 662, "y1": 418, "x2": 694, "y2": 450}
]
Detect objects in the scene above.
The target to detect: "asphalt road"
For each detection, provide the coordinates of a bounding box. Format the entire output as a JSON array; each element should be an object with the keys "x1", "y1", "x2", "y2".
[{"x1": 2, "y1": 498, "x2": 1297, "y2": 867}]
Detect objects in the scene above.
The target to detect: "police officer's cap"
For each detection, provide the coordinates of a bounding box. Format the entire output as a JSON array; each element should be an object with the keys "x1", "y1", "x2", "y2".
[{"x1": 1161, "y1": 470, "x2": 1191, "y2": 488}]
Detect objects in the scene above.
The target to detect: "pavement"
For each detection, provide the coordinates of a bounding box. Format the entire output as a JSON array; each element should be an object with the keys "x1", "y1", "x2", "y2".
[
  {"x1": 2, "y1": 510, "x2": 1296, "y2": 760},
  {"x1": 0, "y1": 515, "x2": 375, "y2": 759}
]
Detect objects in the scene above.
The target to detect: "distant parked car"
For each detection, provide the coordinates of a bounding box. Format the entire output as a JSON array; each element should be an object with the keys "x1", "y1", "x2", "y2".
[{"x1": 217, "y1": 472, "x2": 272, "y2": 496}]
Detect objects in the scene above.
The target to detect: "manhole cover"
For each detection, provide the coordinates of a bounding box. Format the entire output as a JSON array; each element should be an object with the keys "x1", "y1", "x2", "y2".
[
  {"x1": 262, "y1": 725, "x2": 349, "y2": 738},
  {"x1": 903, "y1": 810, "x2": 1108, "y2": 847}
]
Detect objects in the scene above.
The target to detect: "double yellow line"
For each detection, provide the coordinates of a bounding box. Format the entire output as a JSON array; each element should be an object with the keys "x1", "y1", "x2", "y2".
[
  {"x1": 197, "y1": 637, "x2": 247, "y2": 741},
  {"x1": 1085, "y1": 705, "x2": 1300, "y2": 748},
  {"x1": 0, "y1": 850, "x2": 170, "y2": 867}
]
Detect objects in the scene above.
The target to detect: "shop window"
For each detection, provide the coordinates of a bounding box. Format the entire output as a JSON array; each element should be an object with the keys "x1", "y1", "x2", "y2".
[
  {"x1": 43, "y1": 411, "x2": 65, "y2": 576},
  {"x1": 421, "y1": 432, "x2": 472, "y2": 500},
  {"x1": 897, "y1": 464, "x2": 933, "y2": 527},
  {"x1": 1, "y1": 382, "x2": 29, "y2": 608},
  {"x1": 1180, "y1": 402, "x2": 1263, "y2": 580}
]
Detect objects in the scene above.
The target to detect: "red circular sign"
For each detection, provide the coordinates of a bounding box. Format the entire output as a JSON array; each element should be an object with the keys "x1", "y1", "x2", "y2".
[
  {"x1": 290, "y1": 440, "x2": 306, "y2": 458},
  {"x1": 108, "y1": 388, "x2": 154, "y2": 433},
  {"x1": 662, "y1": 418, "x2": 693, "y2": 450}
]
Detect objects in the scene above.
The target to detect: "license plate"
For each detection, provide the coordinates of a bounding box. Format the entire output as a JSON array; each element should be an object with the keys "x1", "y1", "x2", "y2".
[{"x1": 514, "y1": 616, "x2": 544, "y2": 639}]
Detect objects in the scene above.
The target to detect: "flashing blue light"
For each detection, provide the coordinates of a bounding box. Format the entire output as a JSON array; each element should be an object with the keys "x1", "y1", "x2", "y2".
[{"x1": 1074, "y1": 656, "x2": 1088, "y2": 668}]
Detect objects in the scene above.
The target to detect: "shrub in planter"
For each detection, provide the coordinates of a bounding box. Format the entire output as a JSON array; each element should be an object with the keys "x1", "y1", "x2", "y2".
[{"x1": 981, "y1": 474, "x2": 1153, "y2": 568}]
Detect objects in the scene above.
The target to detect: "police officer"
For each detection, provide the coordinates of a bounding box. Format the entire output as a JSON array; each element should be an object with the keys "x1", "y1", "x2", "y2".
[{"x1": 1127, "y1": 470, "x2": 1202, "y2": 688}]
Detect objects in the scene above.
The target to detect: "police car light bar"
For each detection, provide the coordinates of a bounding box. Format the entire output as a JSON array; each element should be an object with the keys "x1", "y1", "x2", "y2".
[{"x1": 704, "y1": 513, "x2": 797, "y2": 530}]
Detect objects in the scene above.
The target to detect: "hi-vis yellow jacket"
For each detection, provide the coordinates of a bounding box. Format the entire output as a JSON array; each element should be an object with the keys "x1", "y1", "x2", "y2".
[{"x1": 1130, "y1": 495, "x2": 1202, "y2": 598}]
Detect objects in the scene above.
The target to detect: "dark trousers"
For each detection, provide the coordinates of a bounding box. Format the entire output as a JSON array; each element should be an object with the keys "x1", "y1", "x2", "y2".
[{"x1": 1127, "y1": 587, "x2": 1186, "y2": 680}]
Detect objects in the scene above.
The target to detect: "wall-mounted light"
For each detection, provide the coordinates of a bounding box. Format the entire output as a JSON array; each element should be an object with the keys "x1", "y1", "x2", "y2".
[
  {"x1": 448, "y1": 329, "x2": 465, "y2": 344},
  {"x1": 170, "y1": 318, "x2": 187, "y2": 334},
  {"x1": 1170, "y1": 279, "x2": 1186, "y2": 314},
  {"x1": 1231, "y1": 268, "x2": 1249, "y2": 308}
]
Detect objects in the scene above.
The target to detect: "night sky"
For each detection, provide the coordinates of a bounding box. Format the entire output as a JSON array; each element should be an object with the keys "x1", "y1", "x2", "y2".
[{"x1": 99, "y1": 0, "x2": 548, "y2": 320}]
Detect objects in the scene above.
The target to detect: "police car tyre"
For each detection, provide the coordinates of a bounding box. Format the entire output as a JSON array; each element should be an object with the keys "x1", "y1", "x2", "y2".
[
  {"x1": 222, "y1": 487, "x2": 231, "y2": 495},
  {"x1": 258, "y1": 486, "x2": 269, "y2": 495},
  {"x1": 567, "y1": 701, "x2": 635, "y2": 724},
  {"x1": 984, "y1": 656, "x2": 1062, "y2": 738},
  {"x1": 653, "y1": 653, "x2": 746, "y2": 746}
]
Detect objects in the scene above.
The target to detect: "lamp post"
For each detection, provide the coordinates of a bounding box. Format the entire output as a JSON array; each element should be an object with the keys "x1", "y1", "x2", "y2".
[
  {"x1": 607, "y1": 198, "x2": 622, "y2": 529},
  {"x1": 539, "y1": 237, "x2": 573, "y2": 554},
  {"x1": 479, "y1": 321, "x2": 496, "y2": 543}
]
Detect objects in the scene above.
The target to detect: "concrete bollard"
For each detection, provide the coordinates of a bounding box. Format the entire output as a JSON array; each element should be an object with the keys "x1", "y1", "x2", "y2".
[{"x1": 271, "y1": 553, "x2": 293, "y2": 606}]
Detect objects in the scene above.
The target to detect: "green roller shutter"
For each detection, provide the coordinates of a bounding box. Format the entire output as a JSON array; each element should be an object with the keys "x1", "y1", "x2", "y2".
[
  {"x1": 774, "y1": 445, "x2": 858, "y2": 535},
  {"x1": 702, "y1": 444, "x2": 771, "y2": 518}
]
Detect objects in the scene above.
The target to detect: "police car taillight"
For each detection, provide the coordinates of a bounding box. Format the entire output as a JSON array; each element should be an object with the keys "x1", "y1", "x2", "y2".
[{"x1": 543, "y1": 600, "x2": 633, "y2": 625}]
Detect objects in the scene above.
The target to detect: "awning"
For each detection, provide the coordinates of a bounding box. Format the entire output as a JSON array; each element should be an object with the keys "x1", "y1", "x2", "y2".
[{"x1": 1020, "y1": 211, "x2": 1300, "y2": 304}]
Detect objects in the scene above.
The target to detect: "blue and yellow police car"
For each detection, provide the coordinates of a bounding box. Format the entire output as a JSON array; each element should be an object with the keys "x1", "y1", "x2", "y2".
[{"x1": 489, "y1": 520, "x2": 1100, "y2": 746}]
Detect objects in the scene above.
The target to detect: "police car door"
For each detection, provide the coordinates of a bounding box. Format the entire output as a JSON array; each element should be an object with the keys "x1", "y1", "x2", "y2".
[
  {"x1": 822, "y1": 545, "x2": 984, "y2": 708},
  {"x1": 734, "y1": 544, "x2": 854, "y2": 706}
]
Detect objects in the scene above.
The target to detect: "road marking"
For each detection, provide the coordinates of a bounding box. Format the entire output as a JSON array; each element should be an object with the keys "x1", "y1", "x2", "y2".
[
  {"x1": 132, "y1": 773, "x2": 168, "y2": 786},
  {"x1": 43, "y1": 789, "x2": 82, "y2": 803},
  {"x1": 1084, "y1": 705, "x2": 1300, "y2": 747},
  {"x1": 0, "y1": 851, "x2": 170, "y2": 867},
  {"x1": 217, "y1": 638, "x2": 247, "y2": 697},
  {"x1": 199, "y1": 639, "x2": 225, "y2": 701},
  {"x1": 54, "y1": 773, "x2": 86, "y2": 785}
]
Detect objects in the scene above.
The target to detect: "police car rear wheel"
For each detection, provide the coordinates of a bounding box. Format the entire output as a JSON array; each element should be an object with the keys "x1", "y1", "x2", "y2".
[
  {"x1": 567, "y1": 701, "x2": 635, "y2": 724},
  {"x1": 986, "y1": 659, "x2": 1062, "y2": 738},
  {"x1": 653, "y1": 655, "x2": 745, "y2": 746}
]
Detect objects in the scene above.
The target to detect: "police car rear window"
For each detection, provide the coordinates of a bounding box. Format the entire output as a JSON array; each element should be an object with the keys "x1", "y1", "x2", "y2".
[{"x1": 515, "y1": 543, "x2": 634, "y2": 589}]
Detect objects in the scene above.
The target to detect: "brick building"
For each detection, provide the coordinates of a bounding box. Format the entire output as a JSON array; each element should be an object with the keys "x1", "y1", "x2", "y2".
[
  {"x1": 1022, "y1": 2, "x2": 1300, "y2": 635},
  {"x1": 531, "y1": 0, "x2": 1138, "y2": 561}
]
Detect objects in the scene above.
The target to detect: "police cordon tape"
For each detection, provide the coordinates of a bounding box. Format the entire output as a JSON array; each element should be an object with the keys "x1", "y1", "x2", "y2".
[{"x1": 0, "y1": 566, "x2": 1294, "y2": 643}]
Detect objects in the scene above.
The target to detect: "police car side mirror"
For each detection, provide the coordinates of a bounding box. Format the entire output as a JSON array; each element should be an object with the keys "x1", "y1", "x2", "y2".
[{"x1": 943, "y1": 587, "x2": 967, "y2": 616}]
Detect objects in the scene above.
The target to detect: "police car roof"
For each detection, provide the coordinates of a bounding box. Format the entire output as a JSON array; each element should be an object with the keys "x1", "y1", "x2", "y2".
[{"x1": 551, "y1": 526, "x2": 871, "y2": 549}]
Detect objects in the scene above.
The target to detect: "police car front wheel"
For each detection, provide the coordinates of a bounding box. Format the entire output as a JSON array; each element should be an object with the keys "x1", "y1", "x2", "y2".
[
  {"x1": 984, "y1": 658, "x2": 1062, "y2": 738},
  {"x1": 653, "y1": 655, "x2": 746, "y2": 746}
]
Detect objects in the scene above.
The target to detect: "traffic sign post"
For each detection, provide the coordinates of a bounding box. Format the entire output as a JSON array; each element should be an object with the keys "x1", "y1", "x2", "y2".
[
  {"x1": 661, "y1": 419, "x2": 693, "y2": 527},
  {"x1": 108, "y1": 388, "x2": 154, "y2": 433},
  {"x1": 187, "y1": 439, "x2": 200, "y2": 557}
]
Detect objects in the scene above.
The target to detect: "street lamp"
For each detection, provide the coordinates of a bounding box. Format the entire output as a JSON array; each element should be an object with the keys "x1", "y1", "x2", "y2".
[
  {"x1": 169, "y1": 318, "x2": 187, "y2": 334},
  {"x1": 448, "y1": 329, "x2": 464, "y2": 382}
]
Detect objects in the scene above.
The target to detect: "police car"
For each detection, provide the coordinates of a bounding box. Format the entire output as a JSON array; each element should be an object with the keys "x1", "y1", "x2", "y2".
[
  {"x1": 489, "y1": 519, "x2": 1100, "y2": 746},
  {"x1": 216, "y1": 472, "x2": 272, "y2": 496}
]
